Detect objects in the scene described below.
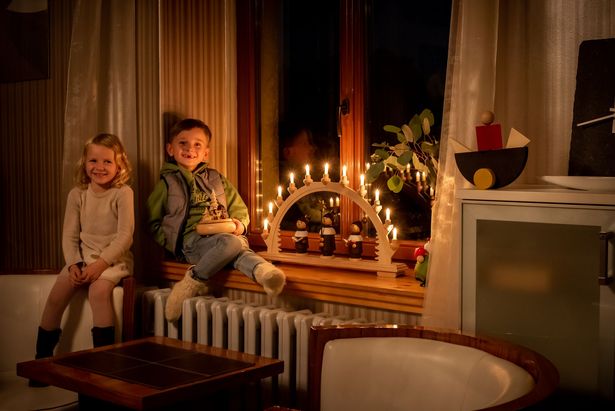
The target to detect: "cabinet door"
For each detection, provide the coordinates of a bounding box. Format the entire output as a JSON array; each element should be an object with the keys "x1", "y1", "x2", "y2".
[{"x1": 461, "y1": 202, "x2": 615, "y2": 398}]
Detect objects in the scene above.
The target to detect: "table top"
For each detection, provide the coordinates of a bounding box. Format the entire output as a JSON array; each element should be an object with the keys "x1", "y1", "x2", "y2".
[{"x1": 17, "y1": 336, "x2": 284, "y2": 410}]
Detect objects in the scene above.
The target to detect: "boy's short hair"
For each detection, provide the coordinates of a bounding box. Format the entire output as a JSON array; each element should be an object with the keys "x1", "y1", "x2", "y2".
[{"x1": 168, "y1": 118, "x2": 212, "y2": 144}]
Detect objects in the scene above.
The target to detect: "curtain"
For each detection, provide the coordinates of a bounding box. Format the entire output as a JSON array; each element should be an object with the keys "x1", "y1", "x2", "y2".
[
  {"x1": 423, "y1": 0, "x2": 615, "y2": 330},
  {"x1": 62, "y1": 0, "x2": 137, "y2": 199}
]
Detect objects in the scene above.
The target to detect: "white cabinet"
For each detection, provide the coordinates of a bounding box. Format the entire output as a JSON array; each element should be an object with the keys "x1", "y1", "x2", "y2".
[{"x1": 458, "y1": 187, "x2": 615, "y2": 400}]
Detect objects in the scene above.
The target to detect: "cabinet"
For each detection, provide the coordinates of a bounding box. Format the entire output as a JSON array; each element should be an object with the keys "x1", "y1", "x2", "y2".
[{"x1": 458, "y1": 187, "x2": 615, "y2": 400}]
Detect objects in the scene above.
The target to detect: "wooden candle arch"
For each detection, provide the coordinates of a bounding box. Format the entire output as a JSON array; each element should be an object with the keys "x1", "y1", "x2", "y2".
[{"x1": 259, "y1": 181, "x2": 407, "y2": 277}]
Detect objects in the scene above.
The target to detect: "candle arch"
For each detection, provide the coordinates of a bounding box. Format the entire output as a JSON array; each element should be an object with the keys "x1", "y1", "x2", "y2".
[{"x1": 259, "y1": 181, "x2": 407, "y2": 277}]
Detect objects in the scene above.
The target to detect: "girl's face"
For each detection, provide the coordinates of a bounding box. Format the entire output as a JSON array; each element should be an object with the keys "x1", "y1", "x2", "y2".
[
  {"x1": 166, "y1": 127, "x2": 210, "y2": 171},
  {"x1": 86, "y1": 144, "x2": 119, "y2": 192}
]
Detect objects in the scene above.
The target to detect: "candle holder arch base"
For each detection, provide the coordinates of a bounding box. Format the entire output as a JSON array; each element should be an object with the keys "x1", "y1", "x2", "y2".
[{"x1": 260, "y1": 181, "x2": 407, "y2": 278}]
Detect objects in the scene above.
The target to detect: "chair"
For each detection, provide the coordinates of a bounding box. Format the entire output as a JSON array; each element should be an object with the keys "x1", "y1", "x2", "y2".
[
  {"x1": 119, "y1": 276, "x2": 136, "y2": 341},
  {"x1": 308, "y1": 324, "x2": 559, "y2": 411}
]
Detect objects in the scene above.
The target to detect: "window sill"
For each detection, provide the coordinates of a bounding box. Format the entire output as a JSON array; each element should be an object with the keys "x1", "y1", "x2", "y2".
[{"x1": 156, "y1": 260, "x2": 425, "y2": 314}]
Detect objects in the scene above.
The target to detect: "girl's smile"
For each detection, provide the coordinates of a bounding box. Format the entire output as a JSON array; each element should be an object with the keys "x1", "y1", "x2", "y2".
[{"x1": 85, "y1": 144, "x2": 119, "y2": 192}]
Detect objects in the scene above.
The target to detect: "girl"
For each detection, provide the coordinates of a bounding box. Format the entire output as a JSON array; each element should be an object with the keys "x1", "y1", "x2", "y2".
[{"x1": 30, "y1": 134, "x2": 134, "y2": 386}]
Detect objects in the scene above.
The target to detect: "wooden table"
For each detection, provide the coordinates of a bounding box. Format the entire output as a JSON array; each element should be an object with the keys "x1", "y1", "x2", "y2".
[{"x1": 17, "y1": 336, "x2": 284, "y2": 410}]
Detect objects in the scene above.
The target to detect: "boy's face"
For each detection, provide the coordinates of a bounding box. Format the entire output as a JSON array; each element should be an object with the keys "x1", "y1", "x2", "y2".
[{"x1": 166, "y1": 127, "x2": 210, "y2": 171}]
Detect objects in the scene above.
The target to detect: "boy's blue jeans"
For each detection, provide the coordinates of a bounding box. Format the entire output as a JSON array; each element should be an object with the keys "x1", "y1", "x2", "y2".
[{"x1": 182, "y1": 232, "x2": 267, "y2": 281}]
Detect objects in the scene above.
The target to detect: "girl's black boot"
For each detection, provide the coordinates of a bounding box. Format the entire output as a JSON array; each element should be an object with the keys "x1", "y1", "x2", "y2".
[
  {"x1": 29, "y1": 327, "x2": 62, "y2": 387},
  {"x1": 91, "y1": 326, "x2": 116, "y2": 348}
]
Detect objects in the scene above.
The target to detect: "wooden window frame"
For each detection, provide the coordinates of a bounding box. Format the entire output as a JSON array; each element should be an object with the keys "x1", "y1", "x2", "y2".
[{"x1": 236, "y1": 0, "x2": 424, "y2": 259}]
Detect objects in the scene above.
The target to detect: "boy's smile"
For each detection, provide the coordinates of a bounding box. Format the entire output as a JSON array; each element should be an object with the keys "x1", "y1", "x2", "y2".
[{"x1": 166, "y1": 128, "x2": 210, "y2": 171}]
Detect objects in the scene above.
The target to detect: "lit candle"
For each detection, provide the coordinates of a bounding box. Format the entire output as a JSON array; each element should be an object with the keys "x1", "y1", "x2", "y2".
[
  {"x1": 321, "y1": 162, "x2": 331, "y2": 184},
  {"x1": 406, "y1": 163, "x2": 410, "y2": 173},
  {"x1": 385, "y1": 208, "x2": 391, "y2": 222},
  {"x1": 268, "y1": 201, "x2": 273, "y2": 215},
  {"x1": 335, "y1": 196, "x2": 340, "y2": 207},
  {"x1": 340, "y1": 164, "x2": 349, "y2": 185},
  {"x1": 304, "y1": 164, "x2": 313, "y2": 185},
  {"x1": 359, "y1": 174, "x2": 367, "y2": 198},
  {"x1": 430, "y1": 186, "x2": 435, "y2": 197},
  {"x1": 276, "y1": 185, "x2": 283, "y2": 205},
  {"x1": 264, "y1": 218, "x2": 269, "y2": 231},
  {"x1": 330, "y1": 197, "x2": 334, "y2": 208},
  {"x1": 392, "y1": 227, "x2": 398, "y2": 241},
  {"x1": 288, "y1": 172, "x2": 297, "y2": 193},
  {"x1": 421, "y1": 171, "x2": 426, "y2": 182},
  {"x1": 375, "y1": 189, "x2": 380, "y2": 203},
  {"x1": 415, "y1": 171, "x2": 420, "y2": 183}
]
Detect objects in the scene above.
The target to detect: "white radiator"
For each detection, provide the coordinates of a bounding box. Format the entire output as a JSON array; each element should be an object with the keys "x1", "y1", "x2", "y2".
[{"x1": 143, "y1": 288, "x2": 365, "y2": 409}]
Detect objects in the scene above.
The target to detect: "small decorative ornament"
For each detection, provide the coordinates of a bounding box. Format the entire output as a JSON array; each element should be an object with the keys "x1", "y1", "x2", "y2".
[
  {"x1": 413, "y1": 240, "x2": 431, "y2": 287},
  {"x1": 319, "y1": 212, "x2": 336, "y2": 258},
  {"x1": 292, "y1": 216, "x2": 309, "y2": 254},
  {"x1": 453, "y1": 110, "x2": 530, "y2": 190},
  {"x1": 344, "y1": 221, "x2": 363, "y2": 260},
  {"x1": 196, "y1": 190, "x2": 236, "y2": 235}
]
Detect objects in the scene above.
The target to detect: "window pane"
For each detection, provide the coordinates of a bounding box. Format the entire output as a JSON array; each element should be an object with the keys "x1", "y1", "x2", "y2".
[
  {"x1": 365, "y1": 0, "x2": 451, "y2": 240},
  {"x1": 259, "y1": 0, "x2": 340, "y2": 233}
]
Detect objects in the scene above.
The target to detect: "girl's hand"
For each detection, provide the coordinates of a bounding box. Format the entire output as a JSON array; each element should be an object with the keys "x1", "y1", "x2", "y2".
[
  {"x1": 82, "y1": 258, "x2": 109, "y2": 283},
  {"x1": 68, "y1": 263, "x2": 85, "y2": 287},
  {"x1": 231, "y1": 219, "x2": 244, "y2": 236}
]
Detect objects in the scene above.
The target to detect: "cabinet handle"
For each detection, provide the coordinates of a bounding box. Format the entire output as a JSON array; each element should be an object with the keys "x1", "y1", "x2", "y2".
[{"x1": 599, "y1": 231, "x2": 613, "y2": 285}]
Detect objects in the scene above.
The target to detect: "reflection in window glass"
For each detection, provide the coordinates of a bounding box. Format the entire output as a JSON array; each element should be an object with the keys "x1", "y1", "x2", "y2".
[
  {"x1": 258, "y1": 0, "x2": 451, "y2": 241},
  {"x1": 365, "y1": 0, "x2": 451, "y2": 239},
  {"x1": 259, "y1": 0, "x2": 340, "y2": 233}
]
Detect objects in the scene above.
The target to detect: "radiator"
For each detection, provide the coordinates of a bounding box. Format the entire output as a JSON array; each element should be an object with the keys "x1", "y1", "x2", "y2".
[{"x1": 143, "y1": 288, "x2": 365, "y2": 409}]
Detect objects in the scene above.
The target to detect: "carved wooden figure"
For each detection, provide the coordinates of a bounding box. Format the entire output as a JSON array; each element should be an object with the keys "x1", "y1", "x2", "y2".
[
  {"x1": 319, "y1": 213, "x2": 336, "y2": 258},
  {"x1": 292, "y1": 216, "x2": 309, "y2": 254}
]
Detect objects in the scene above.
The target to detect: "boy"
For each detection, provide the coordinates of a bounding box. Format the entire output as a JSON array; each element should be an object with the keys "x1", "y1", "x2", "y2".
[{"x1": 147, "y1": 118, "x2": 285, "y2": 322}]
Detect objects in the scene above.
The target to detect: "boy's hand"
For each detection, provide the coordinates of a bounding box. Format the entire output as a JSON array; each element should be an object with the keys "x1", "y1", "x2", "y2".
[
  {"x1": 231, "y1": 218, "x2": 244, "y2": 236},
  {"x1": 82, "y1": 258, "x2": 110, "y2": 283}
]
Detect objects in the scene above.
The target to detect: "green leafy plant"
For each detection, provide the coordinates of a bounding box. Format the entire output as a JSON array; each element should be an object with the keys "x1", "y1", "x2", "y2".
[{"x1": 366, "y1": 109, "x2": 439, "y2": 194}]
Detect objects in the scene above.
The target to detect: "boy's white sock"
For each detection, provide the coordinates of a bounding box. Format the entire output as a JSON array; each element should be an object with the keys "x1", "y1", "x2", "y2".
[{"x1": 254, "y1": 262, "x2": 286, "y2": 297}]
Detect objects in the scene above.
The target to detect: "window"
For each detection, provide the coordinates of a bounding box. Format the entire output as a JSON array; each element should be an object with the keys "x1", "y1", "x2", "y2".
[{"x1": 237, "y1": 0, "x2": 452, "y2": 253}]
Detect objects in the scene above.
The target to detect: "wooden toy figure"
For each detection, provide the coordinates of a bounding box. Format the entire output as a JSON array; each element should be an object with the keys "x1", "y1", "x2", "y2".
[
  {"x1": 345, "y1": 221, "x2": 363, "y2": 260},
  {"x1": 475, "y1": 110, "x2": 503, "y2": 151},
  {"x1": 292, "y1": 216, "x2": 309, "y2": 254},
  {"x1": 319, "y1": 212, "x2": 336, "y2": 258},
  {"x1": 413, "y1": 239, "x2": 431, "y2": 287}
]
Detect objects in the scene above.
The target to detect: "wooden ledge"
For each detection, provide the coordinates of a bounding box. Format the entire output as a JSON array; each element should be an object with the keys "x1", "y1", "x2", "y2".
[{"x1": 156, "y1": 260, "x2": 425, "y2": 314}]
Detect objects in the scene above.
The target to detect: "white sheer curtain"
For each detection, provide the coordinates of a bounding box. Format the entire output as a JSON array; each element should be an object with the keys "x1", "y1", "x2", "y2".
[
  {"x1": 62, "y1": 0, "x2": 137, "y2": 198},
  {"x1": 423, "y1": 0, "x2": 615, "y2": 330}
]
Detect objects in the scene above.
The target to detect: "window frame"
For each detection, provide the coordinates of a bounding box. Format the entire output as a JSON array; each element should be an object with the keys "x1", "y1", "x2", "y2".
[{"x1": 236, "y1": 0, "x2": 424, "y2": 258}]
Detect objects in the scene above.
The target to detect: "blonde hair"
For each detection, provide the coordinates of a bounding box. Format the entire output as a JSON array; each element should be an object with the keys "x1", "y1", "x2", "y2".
[{"x1": 75, "y1": 133, "x2": 132, "y2": 189}]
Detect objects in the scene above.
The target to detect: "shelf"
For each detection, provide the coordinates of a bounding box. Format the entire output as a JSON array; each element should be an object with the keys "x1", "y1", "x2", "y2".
[{"x1": 156, "y1": 260, "x2": 425, "y2": 314}]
